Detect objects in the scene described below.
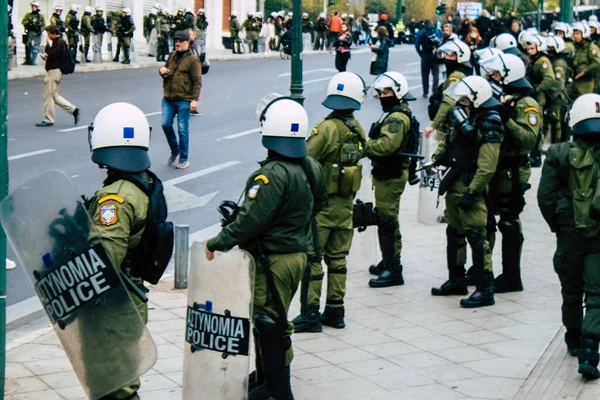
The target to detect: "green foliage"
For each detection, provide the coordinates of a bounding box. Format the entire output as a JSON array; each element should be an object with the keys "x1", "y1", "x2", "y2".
[
  {"x1": 517, "y1": 0, "x2": 538, "y2": 15},
  {"x1": 487, "y1": 0, "x2": 513, "y2": 15}
]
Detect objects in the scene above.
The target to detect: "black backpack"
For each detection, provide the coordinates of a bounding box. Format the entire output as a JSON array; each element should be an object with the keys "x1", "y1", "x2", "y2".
[
  {"x1": 398, "y1": 108, "x2": 421, "y2": 156},
  {"x1": 60, "y1": 42, "x2": 75, "y2": 75},
  {"x1": 427, "y1": 83, "x2": 445, "y2": 121},
  {"x1": 422, "y1": 33, "x2": 438, "y2": 53},
  {"x1": 108, "y1": 170, "x2": 174, "y2": 284}
]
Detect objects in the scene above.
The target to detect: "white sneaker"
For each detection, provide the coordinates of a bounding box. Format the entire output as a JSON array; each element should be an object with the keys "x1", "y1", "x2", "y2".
[
  {"x1": 6, "y1": 258, "x2": 16, "y2": 270},
  {"x1": 167, "y1": 153, "x2": 179, "y2": 166},
  {"x1": 174, "y1": 160, "x2": 189, "y2": 169}
]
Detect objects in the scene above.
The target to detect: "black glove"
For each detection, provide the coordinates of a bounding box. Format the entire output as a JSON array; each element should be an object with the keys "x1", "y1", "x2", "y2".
[
  {"x1": 458, "y1": 190, "x2": 477, "y2": 210},
  {"x1": 498, "y1": 104, "x2": 516, "y2": 121}
]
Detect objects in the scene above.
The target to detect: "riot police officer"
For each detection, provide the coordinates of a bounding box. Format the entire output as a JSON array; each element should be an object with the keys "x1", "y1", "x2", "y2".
[
  {"x1": 87, "y1": 102, "x2": 168, "y2": 399},
  {"x1": 144, "y1": 7, "x2": 157, "y2": 43},
  {"x1": 195, "y1": 8, "x2": 208, "y2": 54},
  {"x1": 292, "y1": 72, "x2": 366, "y2": 333},
  {"x1": 538, "y1": 93, "x2": 600, "y2": 380},
  {"x1": 156, "y1": 7, "x2": 170, "y2": 61},
  {"x1": 50, "y1": 5, "x2": 66, "y2": 37},
  {"x1": 546, "y1": 35, "x2": 572, "y2": 143},
  {"x1": 230, "y1": 11, "x2": 242, "y2": 54},
  {"x1": 90, "y1": 6, "x2": 107, "y2": 58},
  {"x1": 243, "y1": 12, "x2": 260, "y2": 53},
  {"x1": 431, "y1": 76, "x2": 503, "y2": 308},
  {"x1": 365, "y1": 72, "x2": 417, "y2": 288},
  {"x1": 489, "y1": 32, "x2": 523, "y2": 57},
  {"x1": 115, "y1": 7, "x2": 135, "y2": 64},
  {"x1": 65, "y1": 4, "x2": 80, "y2": 63},
  {"x1": 523, "y1": 33, "x2": 556, "y2": 167},
  {"x1": 479, "y1": 53, "x2": 540, "y2": 293},
  {"x1": 206, "y1": 98, "x2": 326, "y2": 399},
  {"x1": 80, "y1": 6, "x2": 95, "y2": 62},
  {"x1": 21, "y1": 1, "x2": 45, "y2": 65},
  {"x1": 554, "y1": 22, "x2": 575, "y2": 58},
  {"x1": 571, "y1": 22, "x2": 600, "y2": 98}
]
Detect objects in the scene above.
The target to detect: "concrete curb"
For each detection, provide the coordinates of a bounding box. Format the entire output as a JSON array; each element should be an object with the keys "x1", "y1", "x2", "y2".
[{"x1": 7, "y1": 45, "x2": 413, "y2": 80}]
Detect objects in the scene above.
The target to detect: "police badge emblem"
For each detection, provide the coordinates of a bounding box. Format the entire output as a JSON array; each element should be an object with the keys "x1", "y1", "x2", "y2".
[
  {"x1": 100, "y1": 205, "x2": 117, "y2": 225},
  {"x1": 247, "y1": 185, "x2": 260, "y2": 199},
  {"x1": 528, "y1": 113, "x2": 538, "y2": 126}
]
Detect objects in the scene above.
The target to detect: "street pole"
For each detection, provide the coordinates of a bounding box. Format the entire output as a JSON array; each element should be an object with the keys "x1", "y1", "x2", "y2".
[
  {"x1": 0, "y1": 0, "x2": 9, "y2": 395},
  {"x1": 482, "y1": 0, "x2": 486, "y2": 10},
  {"x1": 397, "y1": 0, "x2": 403, "y2": 23},
  {"x1": 323, "y1": 0, "x2": 327, "y2": 16},
  {"x1": 289, "y1": 0, "x2": 304, "y2": 105},
  {"x1": 538, "y1": 0, "x2": 544, "y2": 29},
  {"x1": 560, "y1": 0, "x2": 573, "y2": 23}
]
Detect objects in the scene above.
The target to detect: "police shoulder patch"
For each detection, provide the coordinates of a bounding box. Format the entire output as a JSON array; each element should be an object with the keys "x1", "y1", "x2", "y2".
[
  {"x1": 594, "y1": 49, "x2": 598, "y2": 55},
  {"x1": 542, "y1": 62, "x2": 548, "y2": 69},
  {"x1": 528, "y1": 112, "x2": 538, "y2": 126},
  {"x1": 386, "y1": 118, "x2": 402, "y2": 134},
  {"x1": 248, "y1": 184, "x2": 260, "y2": 199},
  {"x1": 254, "y1": 174, "x2": 269, "y2": 185},
  {"x1": 556, "y1": 72, "x2": 561, "y2": 79},
  {"x1": 99, "y1": 205, "x2": 118, "y2": 226},
  {"x1": 98, "y1": 194, "x2": 124, "y2": 204}
]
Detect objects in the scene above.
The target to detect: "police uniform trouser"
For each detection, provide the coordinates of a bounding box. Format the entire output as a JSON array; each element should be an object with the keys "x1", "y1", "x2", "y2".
[
  {"x1": 157, "y1": 37, "x2": 168, "y2": 60},
  {"x1": 314, "y1": 31, "x2": 326, "y2": 50},
  {"x1": 68, "y1": 32, "x2": 79, "y2": 61},
  {"x1": 554, "y1": 238, "x2": 600, "y2": 341},
  {"x1": 373, "y1": 171, "x2": 408, "y2": 260},
  {"x1": 445, "y1": 180, "x2": 492, "y2": 280},
  {"x1": 26, "y1": 31, "x2": 42, "y2": 65},
  {"x1": 570, "y1": 78, "x2": 595, "y2": 98},
  {"x1": 87, "y1": 287, "x2": 148, "y2": 400},
  {"x1": 305, "y1": 195, "x2": 354, "y2": 311},
  {"x1": 121, "y1": 37, "x2": 131, "y2": 60},
  {"x1": 82, "y1": 33, "x2": 91, "y2": 59},
  {"x1": 253, "y1": 252, "x2": 305, "y2": 367}
]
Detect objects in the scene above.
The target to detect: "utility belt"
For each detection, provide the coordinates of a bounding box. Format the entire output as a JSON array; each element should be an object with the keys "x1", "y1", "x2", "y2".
[
  {"x1": 371, "y1": 156, "x2": 407, "y2": 181},
  {"x1": 498, "y1": 154, "x2": 529, "y2": 171},
  {"x1": 324, "y1": 162, "x2": 362, "y2": 196}
]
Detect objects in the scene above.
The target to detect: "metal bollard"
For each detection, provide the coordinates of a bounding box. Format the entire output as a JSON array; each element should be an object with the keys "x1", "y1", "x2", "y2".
[{"x1": 174, "y1": 224, "x2": 189, "y2": 289}]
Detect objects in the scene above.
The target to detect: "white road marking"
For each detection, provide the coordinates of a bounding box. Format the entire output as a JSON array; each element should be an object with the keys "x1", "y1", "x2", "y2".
[
  {"x1": 8, "y1": 149, "x2": 55, "y2": 161},
  {"x1": 219, "y1": 128, "x2": 260, "y2": 141},
  {"x1": 406, "y1": 62, "x2": 421, "y2": 66},
  {"x1": 71, "y1": 175, "x2": 79, "y2": 178},
  {"x1": 163, "y1": 160, "x2": 240, "y2": 186},
  {"x1": 164, "y1": 187, "x2": 219, "y2": 213},
  {"x1": 278, "y1": 68, "x2": 338, "y2": 77},
  {"x1": 304, "y1": 77, "x2": 333, "y2": 85},
  {"x1": 58, "y1": 111, "x2": 161, "y2": 132}
]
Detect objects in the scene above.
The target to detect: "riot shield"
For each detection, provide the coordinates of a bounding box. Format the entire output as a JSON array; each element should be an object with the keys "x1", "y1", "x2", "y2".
[
  {"x1": 92, "y1": 33, "x2": 103, "y2": 63},
  {"x1": 417, "y1": 130, "x2": 445, "y2": 225},
  {"x1": 183, "y1": 243, "x2": 255, "y2": 400},
  {"x1": 130, "y1": 39, "x2": 136, "y2": 63},
  {"x1": 79, "y1": 34, "x2": 87, "y2": 64},
  {"x1": 0, "y1": 170, "x2": 157, "y2": 400},
  {"x1": 148, "y1": 28, "x2": 157, "y2": 56},
  {"x1": 8, "y1": 35, "x2": 16, "y2": 70}
]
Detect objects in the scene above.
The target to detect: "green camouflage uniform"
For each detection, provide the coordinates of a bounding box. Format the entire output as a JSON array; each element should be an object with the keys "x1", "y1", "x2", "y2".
[
  {"x1": 21, "y1": 10, "x2": 45, "y2": 65},
  {"x1": 65, "y1": 10, "x2": 80, "y2": 60},
  {"x1": 80, "y1": 12, "x2": 95, "y2": 61},
  {"x1": 230, "y1": 16, "x2": 242, "y2": 53},
  {"x1": 571, "y1": 40, "x2": 600, "y2": 98}
]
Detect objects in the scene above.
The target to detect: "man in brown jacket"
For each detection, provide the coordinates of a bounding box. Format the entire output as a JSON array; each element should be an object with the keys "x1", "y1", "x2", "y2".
[
  {"x1": 36, "y1": 24, "x2": 80, "y2": 127},
  {"x1": 159, "y1": 30, "x2": 202, "y2": 169}
]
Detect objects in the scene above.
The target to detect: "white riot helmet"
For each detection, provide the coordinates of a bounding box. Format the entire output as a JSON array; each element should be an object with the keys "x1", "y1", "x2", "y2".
[
  {"x1": 54, "y1": 5, "x2": 63, "y2": 12},
  {"x1": 436, "y1": 39, "x2": 471, "y2": 63},
  {"x1": 177, "y1": 7, "x2": 185, "y2": 13},
  {"x1": 591, "y1": 15, "x2": 599, "y2": 23},
  {"x1": 444, "y1": 75, "x2": 500, "y2": 108},
  {"x1": 70, "y1": 4, "x2": 78, "y2": 12},
  {"x1": 255, "y1": 12, "x2": 262, "y2": 18},
  {"x1": 526, "y1": 34, "x2": 548, "y2": 52},
  {"x1": 231, "y1": 10, "x2": 238, "y2": 17},
  {"x1": 568, "y1": 94, "x2": 600, "y2": 135},
  {"x1": 302, "y1": 12, "x2": 308, "y2": 18},
  {"x1": 518, "y1": 30, "x2": 533, "y2": 47},
  {"x1": 162, "y1": 7, "x2": 171, "y2": 15},
  {"x1": 372, "y1": 71, "x2": 416, "y2": 101},
  {"x1": 572, "y1": 22, "x2": 591, "y2": 39},
  {"x1": 589, "y1": 20, "x2": 600, "y2": 32},
  {"x1": 31, "y1": 1, "x2": 40, "y2": 8},
  {"x1": 288, "y1": 12, "x2": 293, "y2": 17},
  {"x1": 554, "y1": 22, "x2": 573, "y2": 39},
  {"x1": 349, "y1": 14, "x2": 354, "y2": 18},
  {"x1": 151, "y1": 7, "x2": 158, "y2": 14},
  {"x1": 122, "y1": 7, "x2": 131, "y2": 15},
  {"x1": 490, "y1": 33, "x2": 520, "y2": 56},
  {"x1": 95, "y1": 6, "x2": 103, "y2": 12},
  {"x1": 480, "y1": 53, "x2": 531, "y2": 89},
  {"x1": 546, "y1": 35, "x2": 567, "y2": 53},
  {"x1": 89, "y1": 103, "x2": 151, "y2": 173},
  {"x1": 84, "y1": 6, "x2": 92, "y2": 13},
  {"x1": 474, "y1": 47, "x2": 503, "y2": 64},
  {"x1": 256, "y1": 95, "x2": 309, "y2": 158},
  {"x1": 198, "y1": 8, "x2": 204, "y2": 13},
  {"x1": 319, "y1": 12, "x2": 325, "y2": 18},
  {"x1": 323, "y1": 72, "x2": 367, "y2": 110},
  {"x1": 341, "y1": 13, "x2": 348, "y2": 19}
]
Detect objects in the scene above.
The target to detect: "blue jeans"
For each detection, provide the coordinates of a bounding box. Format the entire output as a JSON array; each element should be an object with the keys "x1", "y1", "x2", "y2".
[{"x1": 162, "y1": 99, "x2": 191, "y2": 162}]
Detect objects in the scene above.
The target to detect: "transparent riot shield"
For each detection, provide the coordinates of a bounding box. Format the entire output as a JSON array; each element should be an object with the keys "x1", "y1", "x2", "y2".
[
  {"x1": 92, "y1": 33, "x2": 103, "y2": 63},
  {"x1": 418, "y1": 130, "x2": 445, "y2": 225},
  {"x1": 148, "y1": 28, "x2": 157, "y2": 56},
  {"x1": 183, "y1": 243, "x2": 255, "y2": 400},
  {"x1": 0, "y1": 170, "x2": 157, "y2": 400},
  {"x1": 130, "y1": 38, "x2": 136, "y2": 62},
  {"x1": 79, "y1": 34, "x2": 87, "y2": 64}
]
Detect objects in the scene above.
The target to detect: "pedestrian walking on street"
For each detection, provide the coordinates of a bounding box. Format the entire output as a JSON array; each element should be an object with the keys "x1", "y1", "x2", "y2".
[
  {"x1": 415, "y1": 20, "x2": 441, "y2": 98},
  {"x1": 328, "y1": 11, "x2": 342, "y2": 50},
  {"x1": 370, "y1": 26, "x2": 390, "y2": 75},
  {"x1": 334, "y1": 23, "x2": 352, "y2": 72},
  {"x1": 36, "y1": 25, "x2": 79, "y2": 127},
  {"x1": 159, "y1": 30, "x2": 202, "y2": 169}
]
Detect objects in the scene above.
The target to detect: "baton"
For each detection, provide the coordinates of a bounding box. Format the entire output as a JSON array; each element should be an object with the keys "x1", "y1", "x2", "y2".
[{"x1": 121, "y1": 272, "x2": 149, "y2": 303}]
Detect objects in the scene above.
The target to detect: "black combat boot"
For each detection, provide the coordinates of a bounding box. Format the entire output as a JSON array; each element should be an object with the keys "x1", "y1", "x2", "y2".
[
  {"x1": 432, "y1": 226, "x2": 468, "y2": 296},
  {"x1": 291, "y1": 305, "x2": 322, "y2": 333},
  {"x1": 529, "y1": 151, "x2": 542, "y2": 168},
  {"x1": 84, "y1": 45, "x2": 91, "y2": 62},
  {"x1": 578, "y1": 338, "x2": 600, "y2": 380},
  {"x1": 369, "y1": 260, "x2": 383, "y2": 275},
  {"x1": 369, "y1": 259, "x2": 404, "y2": 288},
  {"x1": 464, "y1": 266, "x2": 476, "y2": 286},
  {"x1": 565, "y1": 329, "x2": 582, "y2": 357},
  {"x1": 494, "y1": 220, "x2": 524, "y2": 293},
  {"x1": 460, "y1": 230, "x2": 495, "y2": 308},
  {"x1": 321, "y1": 306, "x2": 345, "y2": 329}
]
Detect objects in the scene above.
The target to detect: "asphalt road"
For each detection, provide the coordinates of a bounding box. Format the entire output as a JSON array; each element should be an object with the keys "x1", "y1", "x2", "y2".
[{"x1": 5, "y1": 45, "x2": 428, "y2": 309}]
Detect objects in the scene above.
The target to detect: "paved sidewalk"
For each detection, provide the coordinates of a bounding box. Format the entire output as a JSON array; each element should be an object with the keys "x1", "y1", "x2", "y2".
[
  {"x1": 6, "y1": 166, "x2": 599, "y2": 400},
  {"x1": 7, "y1": 44, "x2": 376, "y2": 80}
]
